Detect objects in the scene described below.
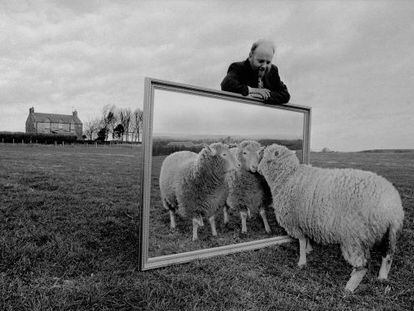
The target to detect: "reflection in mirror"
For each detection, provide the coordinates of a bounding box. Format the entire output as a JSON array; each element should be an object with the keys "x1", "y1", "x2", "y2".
[
  {"x1": 148, "y1": 89, "x2": 305, "y2": 258},
  {"x1": 139, "y1": 78, "x2": 311, "y2": 270}
]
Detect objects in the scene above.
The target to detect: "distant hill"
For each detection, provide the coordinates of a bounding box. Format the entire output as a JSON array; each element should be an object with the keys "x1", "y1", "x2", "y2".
[
  {"x1": 358, "y1": 149, "x2": 414, "y2": 153},
  {"x1": 153, "y1": 133, "x2": 300, "y2": 141}
]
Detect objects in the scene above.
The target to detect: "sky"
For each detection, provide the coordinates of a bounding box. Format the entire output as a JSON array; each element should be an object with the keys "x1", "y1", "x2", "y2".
[{"x1": 0, "y1": 0, "x2": 413, "y2": 151}]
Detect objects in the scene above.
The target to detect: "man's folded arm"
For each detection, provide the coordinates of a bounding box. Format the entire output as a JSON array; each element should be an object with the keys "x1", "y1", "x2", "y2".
[
  {"x1": 220, "y1": 64, "x2": 249, "y2": 96},
  {"x1": 266, "y1": 81, "x2": 290, "y2": 105}
]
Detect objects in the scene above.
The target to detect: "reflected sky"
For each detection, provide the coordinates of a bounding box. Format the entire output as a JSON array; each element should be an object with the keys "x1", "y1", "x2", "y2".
[{"x1": 153, "y1": 89, "x2": 303, "y2": 139}]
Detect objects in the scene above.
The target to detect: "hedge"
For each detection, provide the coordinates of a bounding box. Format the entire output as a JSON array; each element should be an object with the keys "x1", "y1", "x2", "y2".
[{"x1": 0, "y1": 132, "x2": 78, "y2": 144}]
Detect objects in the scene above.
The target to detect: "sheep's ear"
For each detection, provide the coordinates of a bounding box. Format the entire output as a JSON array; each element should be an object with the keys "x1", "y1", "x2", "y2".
[{"x1": 206, "y1": 145, "x2": 217, "y2": 156}]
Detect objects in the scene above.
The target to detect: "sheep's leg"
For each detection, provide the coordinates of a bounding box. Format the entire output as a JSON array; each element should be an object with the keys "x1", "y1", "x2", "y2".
[
  {"x1": 305, "y1": 238, "x2": 313, "y2": 254},
  {"x1": 378, "y1": 225, "x2": 397, "y2": 280},
  {"x1": 169, "y1": 210, "x2": 176, "y2": 229},
  {"x1": 240, "y1": 211, "x2": 248, "y2": 233},
  {"x1": 345, "y1": 267, "x2": 368, "y2": 293},
  {"x1": 273, "y1": 209, "x2": 279, "y2": 224},
  {"x1": 223, "y1": 206, "x2": 229, "y2": 224},
  {"x1": 341, "y1": 243, "x2": 369, "y2": 292},
  {"x1": 259, "y1": 208, "x2": 271, "y2": 233},
  {"x1": 209, "y1": 215, "x2": 217, "y2": 236},
  {"x1": 378, "y1": 254, "x2": 393, "y2": 280},
  {"x1": 192, "y1": 217, "x2": 204, "y2": 241},
  {"x1": 298, "y1": 238, "x2": 307, "y2": 267}
]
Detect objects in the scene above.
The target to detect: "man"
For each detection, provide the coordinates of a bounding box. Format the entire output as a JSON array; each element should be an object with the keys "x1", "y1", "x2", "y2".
[{"x1": 221, "y1": 39, "x2": 290, "y2": 105}]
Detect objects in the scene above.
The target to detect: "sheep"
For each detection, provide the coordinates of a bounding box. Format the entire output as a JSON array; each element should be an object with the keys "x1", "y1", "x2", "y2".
[
  {"x1": 222, "y1": 146, "x2": 238, "y2": 225},
  {"x1": 257, "y1": 144, "x2": 404, "y2": 292},
  {"x1": 223, "y1": 140, "x2": 272, "y2": 234},
  {"x1": 159, "y1": 142, "x2": 239, "y2": 241}
]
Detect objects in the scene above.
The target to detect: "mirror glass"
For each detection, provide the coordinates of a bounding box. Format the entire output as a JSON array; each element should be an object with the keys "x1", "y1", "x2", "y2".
[{"x1": 147, "y1": 88, "x2": 306, "y2": 259}]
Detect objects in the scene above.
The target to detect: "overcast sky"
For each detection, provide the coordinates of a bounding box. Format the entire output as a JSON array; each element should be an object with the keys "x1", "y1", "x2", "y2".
[{"x1": 1, "y1": 0, "x2": 413, "y2": 151}]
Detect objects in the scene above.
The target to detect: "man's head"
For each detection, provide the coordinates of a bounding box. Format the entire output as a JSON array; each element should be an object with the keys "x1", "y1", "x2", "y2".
[{"x1": 248, "y1": 39, "x2": 275, "y2": 75}]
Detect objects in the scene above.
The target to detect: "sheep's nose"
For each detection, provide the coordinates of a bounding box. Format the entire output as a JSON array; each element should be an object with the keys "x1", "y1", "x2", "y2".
[{"x1": 250, "y1": 164, "x2": 258, "y2": 172}]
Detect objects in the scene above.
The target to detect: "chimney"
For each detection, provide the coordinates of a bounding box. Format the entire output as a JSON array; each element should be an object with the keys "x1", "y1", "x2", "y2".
[
  {"x1": 73, "y1": 110, "x2": 78, "y2": 117},
  {"x1": 29, "y1": 107, "x2": 34, "y2": 114}
]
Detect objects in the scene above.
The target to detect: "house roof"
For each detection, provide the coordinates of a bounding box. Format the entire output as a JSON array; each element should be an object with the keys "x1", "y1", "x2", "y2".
[{"x1": 31, "y1": 112, "x2": 82, "y2": 124}]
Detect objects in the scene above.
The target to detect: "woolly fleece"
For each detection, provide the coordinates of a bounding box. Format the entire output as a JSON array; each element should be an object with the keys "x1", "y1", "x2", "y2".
[
  {"x1": 226, "y1": 140, "x2": 272, "y2": 216},
  {"x1": 159, "y1": 142, "x2": 236, "y2": 220},
  {"x1": 258, "y1": 144, "x2": 404, "y2": 268}
]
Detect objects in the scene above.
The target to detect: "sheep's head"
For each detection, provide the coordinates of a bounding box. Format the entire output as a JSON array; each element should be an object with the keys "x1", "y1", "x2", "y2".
[
  {"x1": 257, "y1": 144, "x2": 299, "y2": 178},
  {"x1": 236, "y1": 140, "x2": 263, "y2": 173},
  {"x1": 205, "y1": 143, "x2": 240, "y2": 172}
]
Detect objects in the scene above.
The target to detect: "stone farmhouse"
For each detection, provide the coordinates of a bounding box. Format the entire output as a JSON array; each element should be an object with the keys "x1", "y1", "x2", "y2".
[{"x1": 25, "y1": 107, "x2": 83, "y2": 139}]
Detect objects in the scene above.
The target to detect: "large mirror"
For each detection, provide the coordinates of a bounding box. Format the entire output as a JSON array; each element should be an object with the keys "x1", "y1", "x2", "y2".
[{"x1": 139, "y1": 78, "x2": 311, "y2": 270}]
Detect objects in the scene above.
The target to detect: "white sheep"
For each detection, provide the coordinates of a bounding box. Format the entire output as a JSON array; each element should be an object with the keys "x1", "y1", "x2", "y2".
[
  {"x1": 224, "y1": 140, "x2": 272, "y2": 234},
  {"x1": 257, "y1": 144, "x2": 404, "y2": 292},
  {"x1": 159, "y1": 142, "x2": 239, "y2": 241}
]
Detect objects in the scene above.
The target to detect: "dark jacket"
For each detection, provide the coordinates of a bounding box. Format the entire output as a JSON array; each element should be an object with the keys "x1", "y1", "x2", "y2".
[{"x1": 221, "y1": 59, "x2": 290, "y2": 105}]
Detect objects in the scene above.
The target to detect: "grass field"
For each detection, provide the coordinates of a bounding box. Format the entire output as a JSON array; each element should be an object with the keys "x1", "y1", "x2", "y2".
[{"x1": 0, "y1": 144, "x2": 413, "y2": 310}]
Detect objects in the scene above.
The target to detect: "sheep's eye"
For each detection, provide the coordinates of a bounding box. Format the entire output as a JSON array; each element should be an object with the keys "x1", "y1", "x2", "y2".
[
  {"x1": 222, "y1": 153, "x2": 227, "y2": 156},
  {"x1": 243, "y1": 151, "x2": 247, "y2": 155}
]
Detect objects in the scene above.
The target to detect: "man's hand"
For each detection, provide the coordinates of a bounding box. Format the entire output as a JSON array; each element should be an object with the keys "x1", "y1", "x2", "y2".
[
  {"x1": 248, "y1": 87, "x2": 271, "y2": 100},
  {"x1": 248, "y1": 93, "x2": 264, "y2": 100}
]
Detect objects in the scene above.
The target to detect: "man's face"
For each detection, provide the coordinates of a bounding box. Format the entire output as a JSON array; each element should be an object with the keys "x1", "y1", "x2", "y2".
[{"x1": 249, "y1": 45, "x2": 274, "y2": 76}]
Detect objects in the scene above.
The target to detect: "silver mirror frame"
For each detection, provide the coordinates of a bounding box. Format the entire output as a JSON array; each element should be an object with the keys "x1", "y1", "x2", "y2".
[{"x1": 139, "y1": 77, "x2": 311, "y2": 270}]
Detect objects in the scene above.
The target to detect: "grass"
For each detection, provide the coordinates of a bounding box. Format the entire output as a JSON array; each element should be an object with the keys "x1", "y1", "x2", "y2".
[{"x1": 0, "y1": 144, "x2": 413, "y2": 310}]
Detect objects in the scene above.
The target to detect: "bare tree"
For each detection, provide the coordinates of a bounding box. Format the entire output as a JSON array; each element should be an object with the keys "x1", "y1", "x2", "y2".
[
  {"x1": 132, "y1": 108, "x2": 143, "y2": 142},
  {"x1": 83, "y1": 118, "x2": 101, "y2": 140},
  {"x1": 113, "y1": 124, "x2": 125, "y2": 140},
  {"x1": 102, "y1": 104, "x2": 117, "y2": 140},
  {"x1": 118, "y1": 108, "x2": 132, "y2": 142}
]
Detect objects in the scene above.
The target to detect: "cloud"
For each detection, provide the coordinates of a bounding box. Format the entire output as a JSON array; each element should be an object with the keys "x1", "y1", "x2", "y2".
[{"x1": 0, "y1": 0, "x2": 413, "y2": 152}]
